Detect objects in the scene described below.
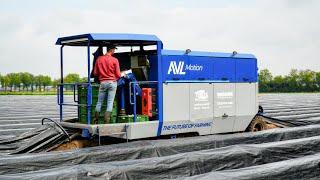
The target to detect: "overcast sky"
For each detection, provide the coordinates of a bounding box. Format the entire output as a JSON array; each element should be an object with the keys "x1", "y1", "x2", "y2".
[{"x1": 0, "y1": 0, "x2": 319, "y2": 78}]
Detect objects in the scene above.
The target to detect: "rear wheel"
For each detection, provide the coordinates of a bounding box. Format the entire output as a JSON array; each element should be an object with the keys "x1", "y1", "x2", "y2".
[{"x1": 247, "y1": 116, "x2": 267, "y2": 132}]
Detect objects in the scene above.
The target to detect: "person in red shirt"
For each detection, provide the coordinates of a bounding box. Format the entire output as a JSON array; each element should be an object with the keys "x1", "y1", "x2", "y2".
[{"x1": 93, "y1": 45, "x2": 121, "y2": 124}]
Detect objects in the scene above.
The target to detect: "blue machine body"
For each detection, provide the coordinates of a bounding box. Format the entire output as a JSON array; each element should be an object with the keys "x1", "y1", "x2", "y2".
[{"x1": 56, "y1": 33, "x2": 258, "y2": 138}]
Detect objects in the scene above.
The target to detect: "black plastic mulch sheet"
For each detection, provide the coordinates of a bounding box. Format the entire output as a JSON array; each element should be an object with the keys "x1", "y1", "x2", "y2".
[
  {"x1": 1, "y1": 134, "x2": 320, "y2": 179},
  {"x1": 183, "y1": 153, "x2": 320, "y2": 180},
  {"x1": 1, "y1": 124, "x2": 320, "y2": 177},
  {"x1": 0, "y1": 124, "x2": 68, "y2": 154}
]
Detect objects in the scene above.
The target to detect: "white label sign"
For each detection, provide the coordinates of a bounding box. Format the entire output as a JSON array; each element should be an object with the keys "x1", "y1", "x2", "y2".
[
  {"x1": 217, "y1": 91, "x2": 233, "y2": 108},
  {"x1": 194, "y1": 90, "x2": 210, "y2": 110}
]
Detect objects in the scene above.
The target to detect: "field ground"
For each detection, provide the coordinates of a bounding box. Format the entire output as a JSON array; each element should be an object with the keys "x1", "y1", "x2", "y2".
[{"x1": 0, "y1": 93, "x2": 319, "y2": 179}]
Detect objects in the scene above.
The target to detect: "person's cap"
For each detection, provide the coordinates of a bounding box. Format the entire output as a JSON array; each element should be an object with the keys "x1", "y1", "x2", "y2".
[{"x1": 107, "y1": 44, "x2": 117, "y2": 51}]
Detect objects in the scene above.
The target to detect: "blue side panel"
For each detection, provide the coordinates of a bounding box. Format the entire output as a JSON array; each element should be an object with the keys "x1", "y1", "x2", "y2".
[
  {"x1": 161, "y1": 55, "x2": 257, "y2": 83},
  {"x1": 236, "y1": 58, "x2": 258, "y2": 82},
  {"x1": 213, "y1": 58, "x2": 236, "y2": 82},
  {"x1": 162, "y1": 55, "x2": 189, "y2": 81},
  {"x1": 189, "y1": 56, "x2": 213, "y2": 80},
  {"x1": 156, "y1": 42, "x2": 164, "y2": 137}
]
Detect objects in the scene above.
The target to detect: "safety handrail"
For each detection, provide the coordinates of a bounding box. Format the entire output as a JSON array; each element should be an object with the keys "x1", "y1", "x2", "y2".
[
  {"x1": 57, "y1": 82, "x2": 93, "y2": 122},
  {"x1": 57, "y1": 83, "x2": 91, "y2": 106},
  {"x1": 129, "y1": 81, "x2": 158, "y2": 105},
  {"x1": 58, "y1": 103, "x2": 92, "y2": 107}
]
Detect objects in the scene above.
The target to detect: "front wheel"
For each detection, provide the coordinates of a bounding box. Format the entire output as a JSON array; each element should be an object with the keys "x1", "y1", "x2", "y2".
[{"x1": 246, "y1": 116, "x2": 267, "y2": 132}]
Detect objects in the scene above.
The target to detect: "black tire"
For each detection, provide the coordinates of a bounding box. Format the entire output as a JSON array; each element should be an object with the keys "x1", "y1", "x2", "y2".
[{"x1": 247, "y1": 116, "x2": 267, "y2": 132}]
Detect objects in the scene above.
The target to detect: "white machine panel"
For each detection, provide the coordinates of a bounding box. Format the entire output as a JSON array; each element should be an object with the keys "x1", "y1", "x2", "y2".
[
  {"x1": 163, "y1": 83, "x2": 190, "y2": 122},
  {"x1": 235, "y1": 83, "x2": 257, "y2": 116},
  {"x1": 233, "y1": 83, "x2": 258, "y2": 131},
  {"x1": 127, "y1": 121, "x2": 159, "y2": 139},
  {"x1": 213, "y1": 83, "x2": 236, "y2": 117},
  {"x1": 212, "y1": 83, "x2": 236, "y2": 133},
  {"x1": 211, "y1": 117, "x2": 236, "y2": 134}
]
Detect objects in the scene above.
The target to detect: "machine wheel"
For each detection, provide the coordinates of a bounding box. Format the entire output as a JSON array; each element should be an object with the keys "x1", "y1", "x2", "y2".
[{"x1": 247, "y1": 116, "x2": 267, "y2": 132}]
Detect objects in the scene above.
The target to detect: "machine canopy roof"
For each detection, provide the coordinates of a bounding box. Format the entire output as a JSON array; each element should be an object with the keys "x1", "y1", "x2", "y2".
[{"x1": 55, "y1": 33, "x2": 162, "y2": 46}]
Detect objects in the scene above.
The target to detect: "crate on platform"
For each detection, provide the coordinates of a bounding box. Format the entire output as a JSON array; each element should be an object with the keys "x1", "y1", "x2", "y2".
[
  {"x1": 78, "y1": 84, "x2": 118, "y2": 124},
  {"x1": 117, "y1": 115, "x2": 149, "y2": 123}
]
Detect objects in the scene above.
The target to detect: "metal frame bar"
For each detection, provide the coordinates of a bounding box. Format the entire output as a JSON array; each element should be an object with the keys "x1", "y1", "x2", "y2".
[
  {"x1": 58, "y1": 103, "x2": 89, "y2": 107},
  {"x1": 59, "y1": 45, "x2": 64, "y2": 122},
  {"x1": 58, "y1": 42, "x2": 93, "y2": 125},
  {"x1": 133, "y1": 84, "x2": 137, "y2": 122},
  {"x1": 57, "y1": 83, "x2": 91, "y2": 106},
  {"x1": 86, "y1": 41, "x2": 92, "y2": 125}
]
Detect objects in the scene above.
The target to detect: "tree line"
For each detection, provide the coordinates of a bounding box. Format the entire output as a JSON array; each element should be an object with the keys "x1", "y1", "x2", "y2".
[
  {"x1": 259, "y1": 69, "x2": 320, "y2": 92},
  {"x1": 0, "y1": 72, "x2": 86, "y2": 92},
  {"x1": 1, "y1": 69, "x2": 320, "y2": 92}
]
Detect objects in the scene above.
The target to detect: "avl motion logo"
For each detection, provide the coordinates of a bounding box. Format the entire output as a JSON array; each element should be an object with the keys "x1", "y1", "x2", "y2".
[{"x1": 167, "y1": 61, "x2": 204, "y2": 75}]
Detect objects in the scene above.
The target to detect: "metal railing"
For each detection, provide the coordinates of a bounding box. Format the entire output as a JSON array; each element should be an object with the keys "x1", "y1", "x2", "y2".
[
  {"x1": 57, "y1": 83, "x2": 91, "y2": 107},
  {"x1": 57, "y1": 82, "x2": 93, "y2": 123},
  {"x1": 57, "y1": 81, "x2": 159, "y2": 124}
]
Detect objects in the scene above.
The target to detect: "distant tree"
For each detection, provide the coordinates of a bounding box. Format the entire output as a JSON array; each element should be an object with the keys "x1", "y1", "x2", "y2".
[
  {"x1": 1, "y1": 75, "x2": 10, "y2": 92},
  {"x1": 6, "y1": 73, "x2": 21, "y2": 91},
  {"x1": 42, "y1": 76, "x2": 52, "y2": 91},
  {"x1": 63, "y1": 73, "x2": 81, "y2": 91},
  {"x1": 259, "y1": 69, "x2": 273, "y2": 83},
  {"x1": 316, "y1": 72, "x2": 320, "y2": 91},
  {"x1": 0, "y1": 73, "x2": 2, "y2": 89},
  {"x1": 14, "y1": 73, "x2": 22, "y2": 91},
  {"x1": 64, "y1": 73, "x2": 81, "y2": 83},
  {"x1": 259, "y1": 69, "x2": 273, "y2": 92},
  {"x1": 30, "y1": 74, "x2": 35, "y2": 92},
  {"x1": 299, "y1": 70, "x2": 317, "y2": 92},
  {"x1": 285, "y1": 69, "x2": 299, "y2": 92},
  {"x1": 34, "y1": 75, "x2": 44, "y2": 91},
  {"x1": 272, "y1": 75, "x2": 286, "y2": 92},
  {"x1": 0, "y1": 74, "x2": 6, "y2": 91},
  {"x1": 20, "y1": 72, "x2": 34, "y2": 91},
  {"x1": 52, "y1": 79, "x2": 60, "y2": 88},
  {"x1": 6, "y1": 73, "x2": 14, "y2": 91},
  {"x1": 80, "y1": 77, "x2": 88, "y2": 83}
]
